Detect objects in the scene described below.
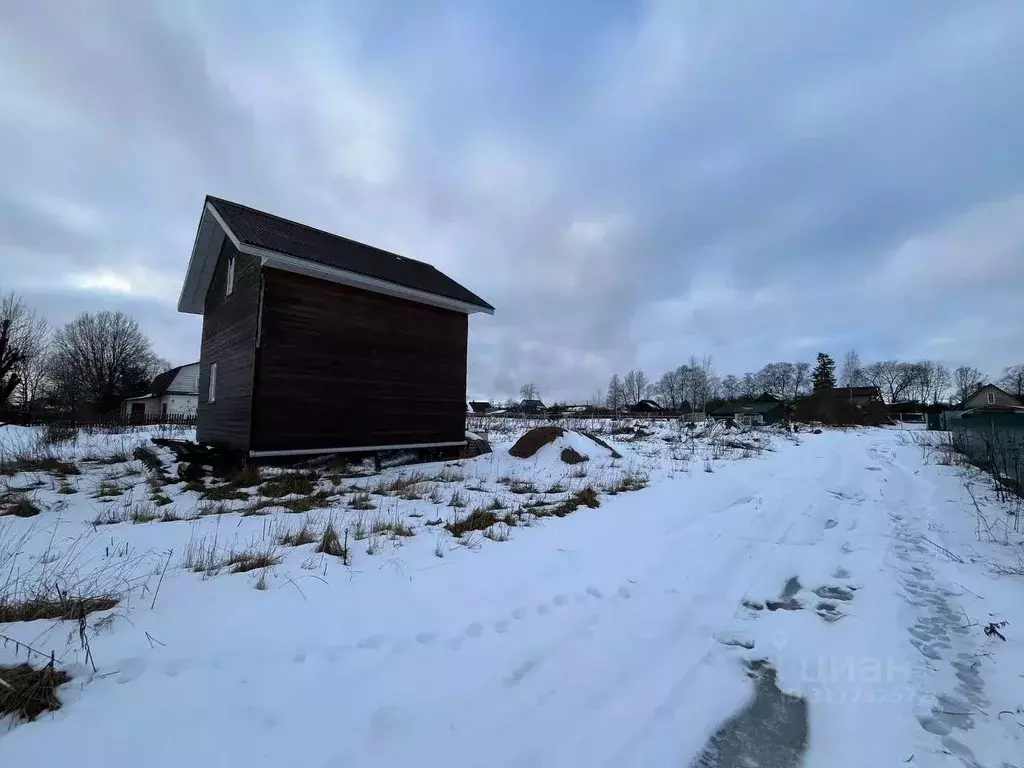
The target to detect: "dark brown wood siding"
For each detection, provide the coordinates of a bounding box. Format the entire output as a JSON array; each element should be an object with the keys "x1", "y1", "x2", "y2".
[
  {"x1": 196, "y1": 240, "x2": 260, "y2": 451},
  {"x1": 251, "y1": 268, "x2": 468, "y2": 453}
]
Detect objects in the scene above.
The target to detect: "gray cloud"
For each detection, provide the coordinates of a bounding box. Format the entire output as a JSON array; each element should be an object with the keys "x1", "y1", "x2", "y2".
[{"x1": 2, "y1": 1, "x2": 1023, "y2": 402}]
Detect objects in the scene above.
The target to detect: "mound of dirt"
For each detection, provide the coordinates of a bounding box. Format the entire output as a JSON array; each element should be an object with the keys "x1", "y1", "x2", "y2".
[
  {"x1": 560, "y1": 447, "x2": 588, "y2": 464},
  {"x1": 509, "y1": 426, "x2": 566, "y2": 458},
  {"x1": 581, "y1": 431, "x2": 622, "y2": 459}
]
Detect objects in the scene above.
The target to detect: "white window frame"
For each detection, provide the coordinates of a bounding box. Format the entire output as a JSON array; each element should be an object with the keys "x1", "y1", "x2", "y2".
[
  {"x1": 987, "y1": 391, "x2": 995, "y2": 405},
  {"x1": 208, "y1": 363, "x2": 218, "y2": 403},
  {"x1": 225, "y1": 256, "x2": 235, "y2": 296}
]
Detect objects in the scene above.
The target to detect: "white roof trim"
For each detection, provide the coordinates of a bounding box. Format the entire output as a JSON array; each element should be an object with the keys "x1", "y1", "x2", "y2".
[
  {"x1": 254, "y1": 250, "x2": 493, "y2": 316},
  {"x1": 249, "y1": 440, "x2": 467, "y2": 458},
  {"x1": 178, "y1": 201, "x2": 493, "y2": 316}
]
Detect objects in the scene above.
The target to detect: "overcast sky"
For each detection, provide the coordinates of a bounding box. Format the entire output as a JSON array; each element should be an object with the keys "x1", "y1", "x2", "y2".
[{"x1": 3, "y1": 1, "x2": 1023, "y2": 402}]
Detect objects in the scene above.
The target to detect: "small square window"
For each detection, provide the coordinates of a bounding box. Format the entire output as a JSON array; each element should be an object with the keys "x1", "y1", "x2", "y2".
[
  {"x1": 209, "y1": 363, "x2": 218, "y2": 403},
  {"x1": 987, "y1": 391, "x2": 995, "y2": 405},
  {"x1": 225, "y1": 256, "x2": 235, "y2": 296}
]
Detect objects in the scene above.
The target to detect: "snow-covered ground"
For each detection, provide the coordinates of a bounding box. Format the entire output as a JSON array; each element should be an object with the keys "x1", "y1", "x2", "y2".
[{"x1": 1, "y1": 422, "x2": 1022, "y2": 767}]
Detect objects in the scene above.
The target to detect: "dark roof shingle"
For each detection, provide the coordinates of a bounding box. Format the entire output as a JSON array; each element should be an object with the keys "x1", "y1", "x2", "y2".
[{"x1": 208, "y1": 196, "x2": 493, "y2": 311}]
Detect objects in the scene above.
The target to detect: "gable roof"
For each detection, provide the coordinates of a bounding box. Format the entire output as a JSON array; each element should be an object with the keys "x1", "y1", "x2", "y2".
[
  {"x1": 833, "y1": 386, "x2": 882, "y2": 398},
  {"x1": 711, "y1": 400, "x2": 783, "y2": 416},
  {"x1": 150, "y1": 362, "x2": 200, "y2": 396},
  {"x1": 963, "y1": 383, "x2": 1021, "y2": 407},
  {"x1": 179, "y1": 196, "x2": 494, "y2": 316}
]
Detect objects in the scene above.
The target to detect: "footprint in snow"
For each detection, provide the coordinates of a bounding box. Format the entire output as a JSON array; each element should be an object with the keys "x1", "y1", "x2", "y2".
[
  {"x1": 357, "y1": 634, "x2": 386, "y2": 650},
  {"x1": 163, "y1": 658, "x2": 190, "y2": 677},
  {"x1": 494, "y1": 621, "x2": 510, "y2": 634},
  {"x1": 116, "y1": 657, "x2": 147, "y2": 684},
  {"x1": 537, "y1": 604, "x2": 551, "y2": 616},
  {"x1": 585, "y1": 586, "x2": 603, "y2": 599},
  {"x1": 293, "y1": 651, "x2": 307, "y2": 664},
  {"x1": 465, "y1": 621, "x2": 484, "y2": 637},
  {"x1": 512, "y1": 607, "x2": 529, "y2": 620},
  {"x1": 824, "y1": 519, "x2": 838, "y2": 530},
  {"x1": 617, "y1": 586, "x2": 632, "y2": 599},
  {"x1": 553, "y1": 594, "x2": 569, "y2": 606},
  {"x1": 415, "y1": 632, "x2": 437, "y2": 645}
]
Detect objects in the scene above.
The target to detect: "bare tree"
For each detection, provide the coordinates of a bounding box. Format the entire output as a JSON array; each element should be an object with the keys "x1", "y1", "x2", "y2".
[
  {"x1": 655, "y1": 369, "x2": 683, "y2": 410},
  {"x1": 606, "y1": 374, "x2": 626, "y2": 414},
  {"x1": 791, "y1": 361, "x2": 811, "y2": 399},
  {"x1": 929, "y1": 362, "x2": 951, "y2": 404},
  {"x1": 839, "y1": 349, "x2": 864, "y2": 388},
  {"x1": 0, "y1": 317, "x2": 24, "y2": 406},
  {"x1": 622, "y1": 369, "x2": 650, "y2": 406},
  {"x1": 999, "y1": 364, "x2": 1024, "y2": 398},
  {"x1": 862, "y1": 360, "x2": 920, "y2": 403},
  {"x1": 518, "y1": 382, "x2": 539, "y2": 401},
  {"x1": 740, "y1": 372, "x2": 759, "y2": 399},
  {"x1": 953, "y1": 365, "x2": 985, "y2": 406},
  {"x1": 48, "y1": 310, "x2": 161, "y2": 414},
  {"x1": 757, "y1": 362, "x2": 795, "y2": 400},
  {"x1": 0, "y1": 291, "x2": 50, "y2": 408},
  {"x1": 720, "y1": 374, "x2": 739, "y2": 401}
]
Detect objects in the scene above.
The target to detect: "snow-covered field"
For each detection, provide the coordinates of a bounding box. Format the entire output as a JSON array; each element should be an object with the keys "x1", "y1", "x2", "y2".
[{"x1": 1, "y1": 421, "x2": 1022, "y2": 767}]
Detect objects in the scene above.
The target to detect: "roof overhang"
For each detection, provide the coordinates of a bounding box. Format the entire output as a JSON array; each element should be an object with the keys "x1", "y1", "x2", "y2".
[{"x1": 178, "y1": 201, "x2": 494, "y2": 316}]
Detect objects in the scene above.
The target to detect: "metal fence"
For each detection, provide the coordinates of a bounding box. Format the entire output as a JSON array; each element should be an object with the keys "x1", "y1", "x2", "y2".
[{"x1": 945, "y1": 410, "x2": 1024, "y2": 498}]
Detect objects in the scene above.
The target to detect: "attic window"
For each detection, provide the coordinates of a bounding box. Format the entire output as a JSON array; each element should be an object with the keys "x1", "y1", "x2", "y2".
[
  {"x1": 987, "y1": 391, "x2": 995, "y2": 405},
  {"x1": 225, "y1": 256, "x2": 235, "y2": 296}
]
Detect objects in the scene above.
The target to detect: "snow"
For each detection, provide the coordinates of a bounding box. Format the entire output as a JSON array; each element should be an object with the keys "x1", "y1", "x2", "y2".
[{"x1": 1, "y1": 423, "x2": 1022, "y2": 767}]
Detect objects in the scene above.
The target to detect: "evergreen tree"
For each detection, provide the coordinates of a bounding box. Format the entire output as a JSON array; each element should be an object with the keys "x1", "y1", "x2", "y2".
[{"x1": 811, "y1": 352, "x2": 836, "y2": 393}]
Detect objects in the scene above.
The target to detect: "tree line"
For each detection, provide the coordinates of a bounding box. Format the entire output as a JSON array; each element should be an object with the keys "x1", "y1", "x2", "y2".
[
  {"x1": 599, "y1": 351, "x2": 1023, "y2": 412},
  {"x1": 0, "y1": 290, "x2": 170, "y2": 416}
]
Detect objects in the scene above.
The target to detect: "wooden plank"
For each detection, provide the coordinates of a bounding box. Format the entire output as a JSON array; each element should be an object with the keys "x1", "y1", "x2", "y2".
[
  {"x1": 196, "y1": 241, "x2": 260, "y2": 451},
  {"x1": 251, "y1": 268, "x2": 469, "y2": 452}
]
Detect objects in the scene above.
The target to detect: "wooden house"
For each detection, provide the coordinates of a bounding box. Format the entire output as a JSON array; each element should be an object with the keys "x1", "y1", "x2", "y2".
[{"x1": 177, "y1": 196, "x2": 493, "y2": 458}]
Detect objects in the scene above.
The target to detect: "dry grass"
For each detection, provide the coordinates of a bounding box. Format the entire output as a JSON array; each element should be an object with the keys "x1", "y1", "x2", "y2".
[
  {"x1": 260, "y1": 471, "x2": 318, "y2": 498},
  {"x1": 499, "y1": 477, "x2": 538, "y2": 494},
  {"x1": 0, "y1": 494, "x2": 42, "y2": 517},
  {"x1": 349, "y1": 491, "x2": 376, "y2": 510},
  {"x1": 278, "y1": 521, "x2": 318, "y2": 547},
  {"x1": 445, "y1": 508, "x2": 499, "y2": 536},
  {"x1": 201, "y1": 484, "x2": 250, "y2": 502},
  {"x1": 93, "y1": 480, "x2": 127, "y2": 499},
  {"x1": 0, "y1": 455, "x2": 80, "y2": 477},
  {"x1": 448, "y1": 489, "x2": 467, "y2": 508},
  {"x1": 225, "y1": 546, "x2": 281, "y2": 574},
  {"x1": 545, "y1": 482, "x2": 567, "y2": 494},
  {"x1": 543, "y1": 487, "x2": 601, "y2": 518},
  {"x1": 315, "y1": 519, "x2": 348, "y2": 561},
  {"x1": 0, "y1": 663, "x2": 70, "y2": 721},
  {"x1": 0, "y1": 594, "x2": 119, "y2": 623},
  {"x1": 370, "y1": 515, "x2": 414, "y2": 537}
]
